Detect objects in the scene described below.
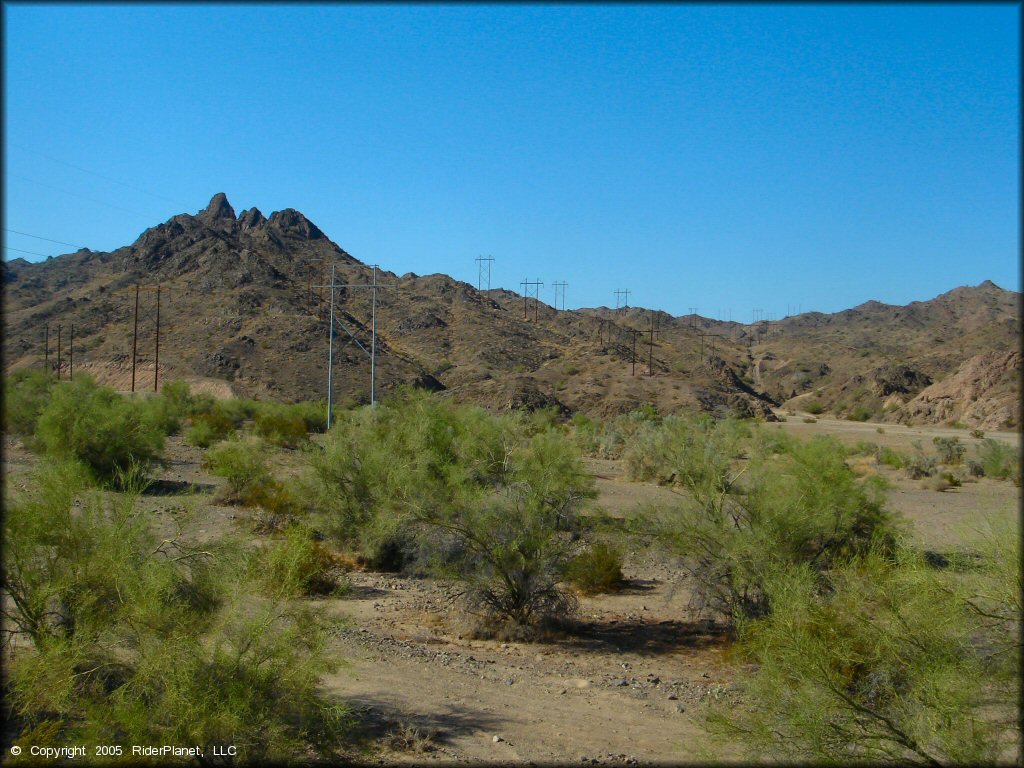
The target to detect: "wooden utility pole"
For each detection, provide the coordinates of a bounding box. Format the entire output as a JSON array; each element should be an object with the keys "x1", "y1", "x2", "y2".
[
  {"x1": 56, "y1": 325, "x2": 62, "y2": 380},
  {"x1": 131, "y1": 283, "x2": 140, "y2": 393},
  {"x1": 69, "y1": 324, "x2": 74, "y2": 381},
  {"x1": 648, "y1": 310, "x2": 655, "y2": 376},
  {"x1": 154, "y1": 284, "x2": 161, "y2": 392},
  {"x1": 44, "y1": 324, "x2": 49, "y2": 373}
]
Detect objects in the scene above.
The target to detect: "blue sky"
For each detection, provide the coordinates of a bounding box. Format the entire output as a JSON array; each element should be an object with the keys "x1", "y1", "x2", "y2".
[{"x1": 3, "y1": 3, "x2": 1019, "y2": 317}]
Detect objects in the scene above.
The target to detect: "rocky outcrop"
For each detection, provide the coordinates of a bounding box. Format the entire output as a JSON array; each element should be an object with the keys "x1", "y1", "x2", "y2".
[{"x1": 897, "y1": 351, "x2": 1020, "y2": 429}]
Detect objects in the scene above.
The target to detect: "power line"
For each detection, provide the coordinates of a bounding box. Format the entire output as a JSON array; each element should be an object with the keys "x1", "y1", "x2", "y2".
[
  {"x1": 5, "y1": 246, "x2": 54, "y2": 258},
  {"x1": 4, "y1": 229, "x2": 87, "y2": 250},
  {"x1": 11, "y1": 173, "x2": 154, "y2": 219},
  {"x1": 9, "y1": 142, "x2": 189, "y2": 208}
]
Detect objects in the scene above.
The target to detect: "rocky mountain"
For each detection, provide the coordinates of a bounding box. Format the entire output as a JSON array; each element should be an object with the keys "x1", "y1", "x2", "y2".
[{"x1": 3, "y1": 194, "x2": 1020, "y2": 428}]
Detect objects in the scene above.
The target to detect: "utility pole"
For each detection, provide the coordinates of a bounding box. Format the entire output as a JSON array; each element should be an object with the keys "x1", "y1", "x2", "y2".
[
  {"x1": 44, "y1": 324, "x2": 49, "y2": 374},
  {"x1": 553, "y1": 281, "x2": 568, "y2": 311},
  {"x1": 131, "y1": 283, "x2": 140, "y2": 393},
  {"x1": 316, "y1": 264, "x2": 396, "y2": 414},
  {"x1": 615, "y1": 288, "x2": 630, "y2": 312},
  {"x1": 648, "y1": 310, "x2": 655, "y2": 376},
  {"x1": 69, "y1": 324, "x2": 74, "y2": 381},
  {"x1": 57, "y1": 325, "x2": 62, "y2": 380},
  {"x1": 327, "y1": 264, "x2": 336, "y2": 427},
  {"x1": 475, "y1": 255, "x2": 495, "y2": 291},
  {"x1": 520, "y1": 278, "x2": 543, "y2": 321},
  {"x1": 630, "y1": 329, "x2": 641, "y2": 376},
  {"x1": 154, "y1": 284, "x2": 161, "y2": 392}
]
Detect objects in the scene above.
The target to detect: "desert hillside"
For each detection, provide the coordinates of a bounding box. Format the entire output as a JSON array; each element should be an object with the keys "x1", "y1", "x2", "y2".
[{"x1": 3, "y1": 194, "x2": 1019, "y2": 428}]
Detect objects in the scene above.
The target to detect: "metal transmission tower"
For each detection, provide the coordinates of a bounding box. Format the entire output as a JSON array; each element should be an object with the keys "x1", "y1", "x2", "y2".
[
  {"x1": 552, "y1": 281, "x2": 568, "y2": 311},
  {"x1": 697, "y1": 332, "x2": 726, "y2": 360},
  {"x1": 614, "y1": 288, "x2": 630, "y2": 312},
  {"x1": 688, "y1": 307, "x2": 699, "y2": 329},
  {"x1": 475, "y1": 255, "x2": 495, "y2": 291},
  {"x1": 520, "y1": 278, "x2": 544, "y2": 321},
  {"x1": 315, "y1": 264, "x2": 397, "y2": 425}
]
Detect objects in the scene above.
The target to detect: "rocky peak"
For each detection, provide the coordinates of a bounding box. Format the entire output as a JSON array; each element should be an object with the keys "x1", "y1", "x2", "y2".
[
  {"x1": 238, "y1": 207, "x2": 266, "y2": 231},
  {"x1": 267, "y1": 208, "x2": 324, "y2": 240},
  {"x1": 197, "y1": 193, "x2": 236, "y2": 225}
]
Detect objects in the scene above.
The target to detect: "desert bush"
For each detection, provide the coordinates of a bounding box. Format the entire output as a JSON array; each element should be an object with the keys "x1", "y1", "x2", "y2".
[
  {"x1": 933, "y1": 436, "x2": 966, "y2": 465},
  {"x1": 802, "y1": 416, "x2": 817, "y2": 423},
  {"x1": 623, "y1": 414, "x2": 751, "y2": 485},
  {"x1": 254, "y1": 404, "x2": 311, "y2": 448},
  {"x1": 904, "y1": 450, "x2": 937, "y2": 480},
  {"x1": 876, "y1": 446, "x2": 907, "y2": 469},
  {"x1": 970, "y1": 428, "x2": 985, "y2": 440},
  {"x1": 3, "y1": 461, "x2": 348, "y2": 761},
  {"x1": 260, "y1": 524, "x2": 347, "y2": 598},
  {"x1": 307, "y1": 391, "x2": 595, "y2": 626},
  {"x1": 34, "y1": 377, "x2": 163, "y2": 487},
  {"x1": 659, "y1": 434, "x2": 896, "y2": 622},
  {"x1": 305, "y1": 391, "x2": 517, "y2": 569},
  {"x1": 848, "y1": 440, "x2": 880, "y2": 457},
  {"x1": 216, "y1": 397, "x2": 259, "y2": 427},
  {"x1": 707, "y1": 542, "x2": 1019, "y2": 765},
  {"x1": 847, "y1": 404, "x2": 873, "y2": 422},
  {"x1": 967, "y1": 458, "x2": 985, "y2": 478},
  {"x1": 419, "y1": 430, "x2": 595, "y2": 627},
  {"x1": 185, "y1": 409, "x2": 236, "y2": 448},
  {"x1": 804, "y1": 401, "x2": 824, "y2": 415},
  {"x1": 2, "y1": 367, "x2": 58, "y2": 438},
  {"x1": 565, "y1": 541, "x2": 624, "y2": 595},
  {"x1": 977, "y1": 439, "x2": 1020, "y2": 482},
  {"x1": 204, "y1": 437, "x2": 300, "y2": 519}
]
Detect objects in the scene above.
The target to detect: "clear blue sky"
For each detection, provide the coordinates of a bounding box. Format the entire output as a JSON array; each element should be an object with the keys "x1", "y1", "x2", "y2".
[{"x1": 3, "y1": 3, "x2": 1019, "y2": 318}]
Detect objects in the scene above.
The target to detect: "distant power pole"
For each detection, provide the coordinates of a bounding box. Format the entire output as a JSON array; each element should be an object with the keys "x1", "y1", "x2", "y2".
[
  {"x1": 154, "y1": 284, "x2": 161, "y2": 392},
  {"x1": 131, "y1": 283, "x2": 140, "y2": 393},
  {"x1": 475, "y1": 255, "x2": 495, "y2": 291},
  {"x1": 552, "y1": 281, "x2": 568, "y2": 310},
  {"x1": 688, "y1": 307, "x2": 698, "y2": 329},
  {"x1": 614, "y1": 288, "x2": 630, "y2": 312},
  {"x1": 520, "y1": 278, "x2": 544, "y2": 321},
  {"x1": 44, "y1": 324, "x2": 49, "y2": 373},
  {"x1": 56, "y1": 325, "x2": 62, "y2": 380},
  {"x1": 629, "y1": 329, "x2": 641, "y2": 376},
  {"x1": 69, "y1": 324, "x2": 74, "y2": 381},
  {"x1": 647, "y1": 310, "x2": 655, "y2": 376}
]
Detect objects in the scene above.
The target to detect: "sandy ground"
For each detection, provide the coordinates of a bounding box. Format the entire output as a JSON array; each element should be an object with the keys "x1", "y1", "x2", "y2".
[{"x1": 2, "y1": 414, "x2": 1019, "y2": 763}]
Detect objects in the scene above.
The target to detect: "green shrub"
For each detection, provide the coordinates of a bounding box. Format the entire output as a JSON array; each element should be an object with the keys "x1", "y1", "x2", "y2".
[
  {"x1": 185, "y1": 409, "x2": 236, "y2": 448},
  {"x1": 2, "y1": 367, "x2": 58, "y2": 438},
  {"x1": 3, "y1": 461, "x2": 348, "y2": 761},
  {"x1": 977, "y1": 439, "x2": 1020, "y2": 482},
  {"x1": 566, "y1": 541, "x2": 624, "y2": 594},
  {"x1": 969, "y1": 428, "x2": 985, "y2": 440},
  {"x1": 877, "y1": 446, "x2": 907, "y2": 469},
  {"x1": 660, "y1": 434, "x2": 897, "y2": 622},
  {"x1": 933, "y1": 436, "x2": 965, "y2": 465},
  {"x1": 254, "y1": 404, "x2": 310, "y2": 448},
  {"x1": 848, "y1": 440, "x2": 880, "y2": 457},
  {"x1": 305, "y1": 391, "x2": 516, "y2": 570},
  {"x1": 205, "y1": 437, "x2": 275, "y2": 504},
  {"x1": 216, "y1": 397, "x2": 259, "y2": 426},
  {"x1": 847, "y1": 405, "x2": 873, "y2": 422},
  {"x1": 709, "y1": 545, "x2": 1016, "y2": 765},
  {"x1": 34, "y1": 378, "x2": 163, "y2": 487},
  {"x1": 305, "y1": 391, "x2": 596, "y2": 626},
  {"x1": 804, "y1": 401, "x2": 824, "y2": 415},
  {"x1": 261, "y1": 525, "x2": 347, "y2": 598}
]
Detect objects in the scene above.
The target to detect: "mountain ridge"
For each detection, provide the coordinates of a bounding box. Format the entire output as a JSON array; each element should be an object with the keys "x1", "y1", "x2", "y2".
[{"x1": 3, "y1": 194, "x2": 1019, "y2": 428}]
